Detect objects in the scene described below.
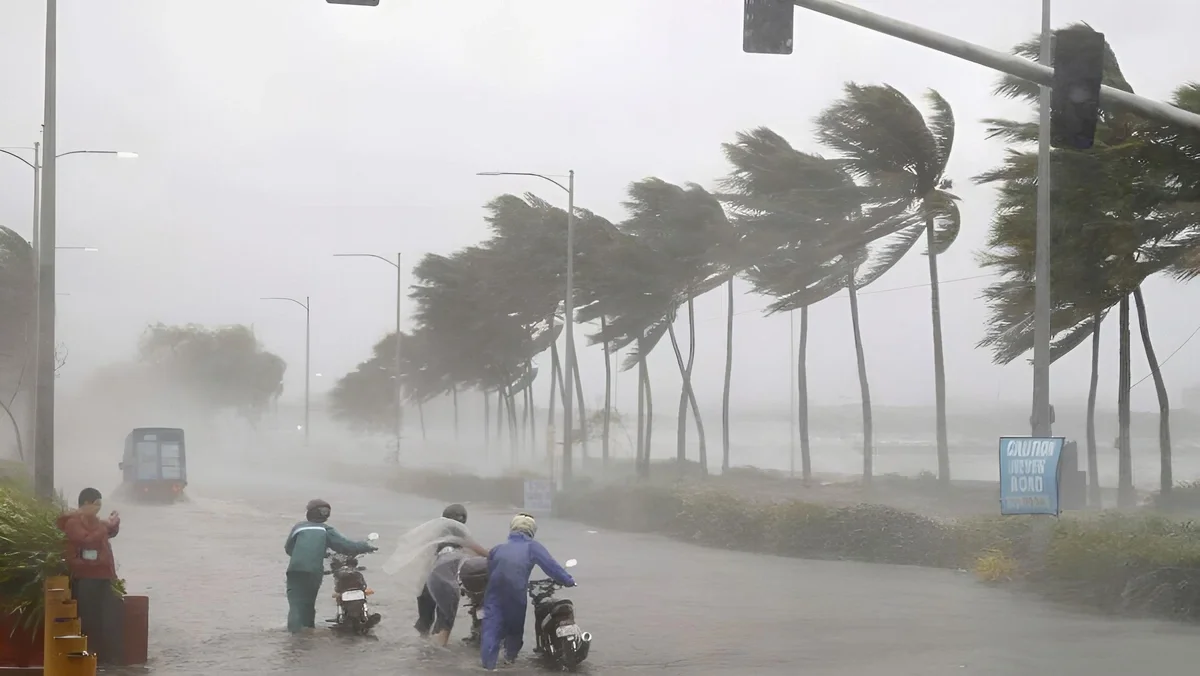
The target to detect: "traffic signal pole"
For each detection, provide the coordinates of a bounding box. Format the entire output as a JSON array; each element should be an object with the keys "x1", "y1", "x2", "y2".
[{"x1": 788, "y1": 0, "x2": 1200, "y2": 133}]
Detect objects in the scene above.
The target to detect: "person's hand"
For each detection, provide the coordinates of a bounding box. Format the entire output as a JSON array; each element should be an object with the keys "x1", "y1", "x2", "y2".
[
  {"x1": 109, "y1": 510, "x2": 120, "y2": 521},
  {"x1": 368, "y1": 546, "x2": 379, "y2": 553}
]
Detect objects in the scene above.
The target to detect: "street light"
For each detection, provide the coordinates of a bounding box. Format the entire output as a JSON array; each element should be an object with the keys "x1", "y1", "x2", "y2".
[
  {"x1": 477, "y1": 170, "x2": 577, "y2": 483},
  {"x1": 334, "y1": 252, "x2": 403, "y2": 462},
  {"x1": 3, "y1": 136, "x2": 133, "y2": 501},
  {"x1": 261, "y1": 296, "x2": 312, "y2": 446}
]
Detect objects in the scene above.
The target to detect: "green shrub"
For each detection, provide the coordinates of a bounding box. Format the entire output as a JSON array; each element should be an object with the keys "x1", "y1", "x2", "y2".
[{"x1": 0, "y1": 483, "x2": 67, "y2": 632}]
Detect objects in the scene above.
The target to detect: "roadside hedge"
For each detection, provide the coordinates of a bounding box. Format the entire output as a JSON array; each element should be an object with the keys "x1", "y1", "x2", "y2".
[{"x1": 386, "y1": 468, "x2": 1200, "y2": 622}]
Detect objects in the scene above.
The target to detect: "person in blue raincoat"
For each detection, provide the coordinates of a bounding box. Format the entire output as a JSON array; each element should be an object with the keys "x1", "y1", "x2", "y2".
[
  {"x1": 284, "y1": 499, "x2": 377, "y2": 633},
  {"x1": 480, "y1": 513, "x2": 575, "y2": 671}
]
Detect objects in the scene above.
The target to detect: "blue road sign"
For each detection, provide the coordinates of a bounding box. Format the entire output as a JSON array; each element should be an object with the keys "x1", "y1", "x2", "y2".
[{"x1": 998, "y1": 436, "x2": 1064, "y2": 516}]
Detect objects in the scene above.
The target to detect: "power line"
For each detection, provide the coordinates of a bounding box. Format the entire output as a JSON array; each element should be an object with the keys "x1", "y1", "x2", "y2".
[{"x1": 1131, "y1": 322, "x2": 1200, "y2": 390}]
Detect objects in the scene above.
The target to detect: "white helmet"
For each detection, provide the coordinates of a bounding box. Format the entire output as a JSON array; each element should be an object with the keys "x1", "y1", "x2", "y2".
[{"x1": 510, "y1": 513, "x2": 537, "y2": 538}]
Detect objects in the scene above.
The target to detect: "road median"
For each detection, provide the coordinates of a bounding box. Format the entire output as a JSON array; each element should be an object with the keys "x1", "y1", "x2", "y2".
[{"x1": 364, "y1": 463, "x2": 1200, "y2": 623}]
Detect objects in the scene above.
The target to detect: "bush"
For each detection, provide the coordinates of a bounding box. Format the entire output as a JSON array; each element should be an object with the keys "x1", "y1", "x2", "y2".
[
  {"x1": 389, "y1": 467, "x2": 1200, "y2": 622},
  {"x1": 0, "y1": 483, "x2": 67, "y2": 632},
  {"x1": 1147, "y1": 481, "x2": 1200, "y2": 513}
]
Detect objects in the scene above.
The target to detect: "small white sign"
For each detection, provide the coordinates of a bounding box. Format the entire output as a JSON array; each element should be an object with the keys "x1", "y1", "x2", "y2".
[{"x1": 523, "y1": 479, "x2": 554, "y2": 513}]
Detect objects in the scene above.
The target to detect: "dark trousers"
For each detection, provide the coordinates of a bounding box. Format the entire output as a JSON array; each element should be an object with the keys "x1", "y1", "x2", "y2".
[
  {"x1": 414, "y1": 584, "x2": 436, "y2": 635},
  {"x1": 286, "y1": 572, "x2": 324, "y2": 633},
  {"x1": 72, "y1": 577, "x2": 124, "y2": 666}
]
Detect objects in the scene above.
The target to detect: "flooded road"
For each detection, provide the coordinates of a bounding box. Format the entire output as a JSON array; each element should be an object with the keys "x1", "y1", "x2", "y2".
[{"x1": 102, "y1": 473, "x2": 1197, "y2": 675}]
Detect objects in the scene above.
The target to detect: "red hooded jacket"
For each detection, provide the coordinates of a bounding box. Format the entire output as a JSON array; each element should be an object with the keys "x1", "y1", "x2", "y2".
[{"x1": 57, "y1": 511, "x2": 120, "y2": 579}]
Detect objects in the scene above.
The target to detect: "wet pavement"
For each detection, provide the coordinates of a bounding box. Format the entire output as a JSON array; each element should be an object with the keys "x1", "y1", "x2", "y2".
[{"x1": 102, "y1": 471, "x2": 1199, "y2": 676}]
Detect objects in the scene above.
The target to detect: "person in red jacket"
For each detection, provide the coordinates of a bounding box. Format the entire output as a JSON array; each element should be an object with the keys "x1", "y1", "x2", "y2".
[{"x1": 56, "y1": 487, "x2": 123, "y2": 665}]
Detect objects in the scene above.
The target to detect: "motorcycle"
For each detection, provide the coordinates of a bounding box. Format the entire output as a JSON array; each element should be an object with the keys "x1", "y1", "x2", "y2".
[
  {"x1": 528, "y1": 559, "x2": 590, "y2": 669},
  {"x1": 325, "y1": 532, "x2": 382, "y2": 635},
  {"x1": 458, "y1": 555, "x2": 489, "y2": 645}
]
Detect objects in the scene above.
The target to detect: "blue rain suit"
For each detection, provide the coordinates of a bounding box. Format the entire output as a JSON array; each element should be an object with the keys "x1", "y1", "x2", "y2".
[{"x1": 479, "y1": 532, "x2": 575, "y2": 670}]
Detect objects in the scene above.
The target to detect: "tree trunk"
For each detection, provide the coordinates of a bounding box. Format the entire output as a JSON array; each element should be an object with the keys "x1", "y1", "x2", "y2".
[
  {"x1": 636, "y1": 339, "x2": 646, "y2": 478},
  {"x1": 1117, "y1": 296, "x2": 1134, "y2": 508},
  {"x1": 602, "y1": 317, "x2": 612, "y2": 466},
  {"x1": 0, "y1": 399, "x2": 23, "y2": 463},
  {"x1": 548, "y1": 343, "x2": 561, "y2": 441},
  {"x1": 484, "y1": 389, "x2": 491, "y2": 457},
  {"x1": 507, "y1": 389, "x2": 520, "y2": 465},
  {"x1": 644, "y1": 353, "x2": 654, "y2": 479},
  {"x1": 417, "y1": 400, "x2": 427, "y2": 441},
  {"x1": 799, "y1": 306, "x2": 812, "y2": 483},
  {"x1": 847, "y1": 274, "x2": 873, "y2": 485},
  {"x1": 452, "y1": 384, "x2": 460, "y2": 441},
  {"x1": 1133, "y1": 287, "x2": 1172, "y2": 497},
  {"x1": 1086, "y1": 313, "x2": 1102, "y2": 508},
  {"x1": 572, "y1": 353, "x2": 589, "y2": 461},
  {"x1": 687, "y1": 299, "x2": 707, "y2": 474},
  {"x1": 496, "y1": 389, "x2": 504, "y2": 449},
  {"x1": 925, "y1": 219, "x2": 950, "y2": 485},
  {"x1": 525, "y1": 382, "x2": 536, "y2": 460},
  {"x1": 722, "y1": 279, "x2": 734, "y2": 473},
  {"x1": 668, "y1": 319, "x2": 688, "y2": 474}
]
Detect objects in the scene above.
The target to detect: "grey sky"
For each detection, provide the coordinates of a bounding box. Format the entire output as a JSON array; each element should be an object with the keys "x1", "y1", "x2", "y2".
[{"x1": 1, "y1": 0, "x2": 1197, "y2": 417}]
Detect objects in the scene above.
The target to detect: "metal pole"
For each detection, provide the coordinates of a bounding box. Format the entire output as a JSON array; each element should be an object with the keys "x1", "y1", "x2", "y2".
[
  {"x1": 26, "y1": 143, "x2": 41, "y2": 458},
  {"x1": 790, "y1": 310, "x2": 796, "y2": 478},
  {"x1": 1032, "y1": 0, "x2": 1053, "y2": 437},
  {"x1": 561, "y1": 170, "x2": 576, "y2": 483},
  {"x1": 34, "y1": 0, "x2": 57, "y2": 500},
  {"x1": 304, "y1": 296, "x2": 311, "y2": 447},
  {"x1": 790, "y1": 0, "x2": 1200, "y2": 132},
  {"x1": 394, "y1": 252, "x2": 403, "y2": 463}
]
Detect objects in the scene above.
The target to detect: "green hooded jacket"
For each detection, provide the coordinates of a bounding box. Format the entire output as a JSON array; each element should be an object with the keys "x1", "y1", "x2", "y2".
[{"x1": 284, "y1": 521, "x2": 374, "y2": 575}]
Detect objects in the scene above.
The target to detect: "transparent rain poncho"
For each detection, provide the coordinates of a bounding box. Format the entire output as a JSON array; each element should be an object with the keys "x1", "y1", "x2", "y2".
[{"x1": 381, "y1": 516, "x2": 474, "y2": 596}]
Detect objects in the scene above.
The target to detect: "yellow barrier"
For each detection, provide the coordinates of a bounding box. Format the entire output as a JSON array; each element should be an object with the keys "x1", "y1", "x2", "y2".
[{"x1": 42, "y1": 576, "x2": 96, "y2": 676}]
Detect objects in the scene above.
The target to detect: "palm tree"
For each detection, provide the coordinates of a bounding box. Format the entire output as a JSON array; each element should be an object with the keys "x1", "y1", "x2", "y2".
[
  {"x1": 720, "y1": 125, "x2": 922, "y2": 484},
  {"x1": 813, "y1": 83, "x2": 961, "y2": 486},
  {"x1": 976, "y1": 25, "x2": 1195, "y2": 503},
  {"x1": 620, "y1": 178, "x2": 735, "y2": 475}
]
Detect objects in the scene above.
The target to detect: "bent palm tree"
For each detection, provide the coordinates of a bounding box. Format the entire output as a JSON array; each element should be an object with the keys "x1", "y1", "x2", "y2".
[{"x1": 814, "y1": 83, "x2": 961, "y2": 485}]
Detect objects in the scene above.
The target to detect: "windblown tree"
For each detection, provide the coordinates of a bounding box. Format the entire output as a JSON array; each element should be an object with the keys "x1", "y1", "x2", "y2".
[
  {"x1": 814, "y1": 83, "x2": 962, "y2": 486},
  {"x1": 720, "y1": 124, "x2": 923, "y2": 484},
  {"x1": 619, "y1": 178, "x2": 737, "y2": 475},
  {"x1": 975, "y1": 25, "x2": 1198, "y2": 506},
  {"x1": 137, "y1": 323, "x2": 287, "y2": 423},
  {"x1": 0, "y1": 227, "x2": 33, "y2": 443}
]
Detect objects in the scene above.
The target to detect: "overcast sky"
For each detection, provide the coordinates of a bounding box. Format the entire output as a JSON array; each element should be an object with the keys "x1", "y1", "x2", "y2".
[{"x1": 1, "y1": 0, "x2": 1197, "y2": 417}]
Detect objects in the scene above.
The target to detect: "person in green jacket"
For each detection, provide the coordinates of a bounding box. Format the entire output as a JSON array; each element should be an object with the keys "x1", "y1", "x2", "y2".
[{"x1": 284, "y1": 499, "x2": 377, "y2": 632}]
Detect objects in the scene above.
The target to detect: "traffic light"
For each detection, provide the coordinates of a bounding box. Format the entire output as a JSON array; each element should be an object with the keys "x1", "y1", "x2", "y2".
[
  {"x1": 743, "y1": 0, "x2": 794, "y2": 55},
  {"x1": 1050, "y1": 28, "x2": 1105, "y2": 150},
  {"x1": 327, "y1": 0, "x2": 380, "y2": 5}
]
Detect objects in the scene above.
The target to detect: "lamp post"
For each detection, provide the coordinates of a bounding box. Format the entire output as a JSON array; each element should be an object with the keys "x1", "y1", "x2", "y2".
[
  {"x1": 3, "y1": 133, "x2": 133, "y2": 498},
  {"x1": 476, "y1": 170, "x2": 577, "y2": 483},
  {"x1": 261, "y1": 296, "x2": 311, "y2": 446},
  {"x1": 334, "y1": 252, "x2": 403, "y2": 462}
]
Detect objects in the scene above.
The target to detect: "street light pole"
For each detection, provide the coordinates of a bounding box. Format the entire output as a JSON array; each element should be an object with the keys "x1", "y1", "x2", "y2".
[
  {"x1": 1031, "y1": 0, "x2": 1053, "y2": 437},
  {"x1": 476, "y1": 170, "x2": 577, "y2": 483},
  {"x1": 334, "y1": 252, "x2": 403, "y2": 461},
  {"x1": 34, "y1": 0, "x2": 58, "y2": 499},
  {"x1": 261, "y1": 296, "x2": 311, "y2": 446}
]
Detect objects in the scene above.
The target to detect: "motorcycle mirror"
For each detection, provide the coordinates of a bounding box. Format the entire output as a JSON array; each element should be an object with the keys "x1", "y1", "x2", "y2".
[
  {"x1": 367, "y1": 532, "x2": 379, "y2": 542},
  {"x1": 564, "y1": 559, "x2": 578, "y2": 568}
]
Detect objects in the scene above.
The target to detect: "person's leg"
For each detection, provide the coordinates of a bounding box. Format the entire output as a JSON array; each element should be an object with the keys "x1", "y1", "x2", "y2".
[
  {"x1": 479, "y1": 606, "x2": 504, "y2": 670},
  {"x1": 414, "y1": 585, "x2": 435, "y2": 636},
  {"x1": 301, "y1": 573, "x2": 322, "y2": 628},
  {"x1": 285, "y1": 573, "x2": 305, "y2": 632},
  {"x1": 97, "y1": 581, "x2": 125, "y2": 665},
  {"x1": 428, "y1": 574, "x2": 460, "y2": 647},
  {"x1": 501, "y1": 603, "x2": 527, "y2": 664},
  {"x1": 72, "y1": 579, "x2": 107, "y2": 659}
]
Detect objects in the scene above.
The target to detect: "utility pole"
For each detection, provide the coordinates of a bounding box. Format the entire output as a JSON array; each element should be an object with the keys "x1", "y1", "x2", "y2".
[
  {"x1": 1031, "y1": 0, "x2": 1053, "y2": 437},
  {"x1": 34, "y1": 0, "x2": 58, "y2": 500},
  {"x1": 394, "y1": 253, "x2": 402, "y2": 462},
  {"x1": 562, "y1": 170, "x2": 577, "y2": 484}
]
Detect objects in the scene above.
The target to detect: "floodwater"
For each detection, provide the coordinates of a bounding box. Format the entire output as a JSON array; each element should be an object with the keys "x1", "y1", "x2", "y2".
[{"x1": 101, "y1": 473, "x2": 1197, "y2": 676}]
